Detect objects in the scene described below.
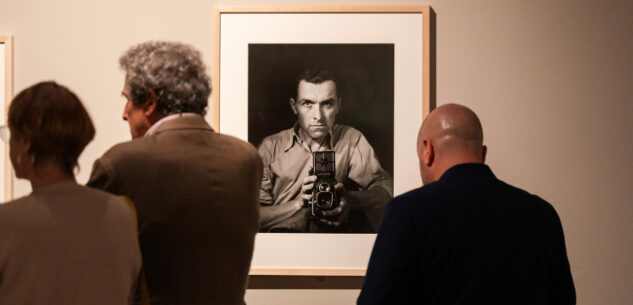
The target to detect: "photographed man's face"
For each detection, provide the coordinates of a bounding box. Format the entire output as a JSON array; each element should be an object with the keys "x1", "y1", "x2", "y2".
[{"x1": 290, "y1": 80, "x2": 340, "y2": 142}]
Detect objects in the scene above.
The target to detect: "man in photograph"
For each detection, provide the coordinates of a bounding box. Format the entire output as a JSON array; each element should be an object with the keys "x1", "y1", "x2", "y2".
[{"x1": 258, "y1": 68, "x2": 393, "y2": 233}]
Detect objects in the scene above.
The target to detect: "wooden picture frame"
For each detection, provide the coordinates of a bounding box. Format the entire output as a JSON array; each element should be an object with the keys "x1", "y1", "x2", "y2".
[
  {"x1": 213, "y1": 6, "x2": 432, "y2": 276},
  {"x1": 0, "y1": 35, "x2": 13, "y2": 202}
]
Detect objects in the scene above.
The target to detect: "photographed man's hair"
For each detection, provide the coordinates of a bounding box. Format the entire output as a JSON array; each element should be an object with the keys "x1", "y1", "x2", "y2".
[
  {"x1": 9, "y1": 81, "x2": 95, "y2": 174},
  {"x1": 296, "y1": 68, "x2": 342, "y2": 98},
  {"x1": 120, "y1": 41, "x2": 211, "y2": 116}
]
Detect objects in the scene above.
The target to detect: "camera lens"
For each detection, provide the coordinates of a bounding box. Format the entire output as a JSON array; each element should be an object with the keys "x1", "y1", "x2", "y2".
[
  {"x1": 318, "y1": 183, "x2": 331, "y2": 192},
  {"x1": 316, "y1": 192, "x2": 333, "y2": 208}
]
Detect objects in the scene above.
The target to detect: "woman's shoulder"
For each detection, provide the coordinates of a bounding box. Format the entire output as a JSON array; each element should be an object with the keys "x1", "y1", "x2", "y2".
[
  {"x1": 72, "y1": 185, "x2": 132, "y2": 212},
  {"x1": 0, "y1": 195, "x2": 45, "y2": 231},
  {"x1": 0, "y1": 195, "x2": 35, "y2": 214},
  {"x1": 19, "y1": 182, "x2": 129, "y2": 213}
]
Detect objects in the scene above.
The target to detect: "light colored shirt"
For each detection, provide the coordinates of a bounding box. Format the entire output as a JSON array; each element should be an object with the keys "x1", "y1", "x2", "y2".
[
  {"x1": 258, "y1": 124, "x2": 393, "y2": 231},
  {"x1": 145, "y1": 112, "x2": 201, "y2": 137}
]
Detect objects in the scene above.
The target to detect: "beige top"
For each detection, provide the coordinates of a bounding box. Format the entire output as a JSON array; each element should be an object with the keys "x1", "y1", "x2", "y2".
[{"x1": 0, "y1": 182, "x2": 142, "y2": 305}]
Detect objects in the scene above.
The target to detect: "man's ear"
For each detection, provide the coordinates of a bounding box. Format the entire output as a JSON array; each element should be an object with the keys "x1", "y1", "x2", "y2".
[
  {"x1": 481, "y1": 145, "x2": 487, "y2": 163},
  {"x1": 289, "y1": 98, "x2": 298, "y2": 115},
  {"x1": 422, "y1": 138, "x2": 435, "y2": 166},
  {"x1": 143, "y1": 89, "x2": 158, "y2": 116}
]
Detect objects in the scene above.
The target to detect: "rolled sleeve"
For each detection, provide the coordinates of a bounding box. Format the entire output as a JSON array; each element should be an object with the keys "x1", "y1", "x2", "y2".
[
  {"x1": 257, "y1": 139, "x2": 275, "y2": 206},
  {"x1": 348, "y1": 133, "x2": 393, "y2": 196}
]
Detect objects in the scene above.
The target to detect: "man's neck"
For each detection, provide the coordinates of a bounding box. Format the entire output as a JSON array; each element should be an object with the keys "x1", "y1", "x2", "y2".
[
  {"x1": 433, "y1": 155, "x2": 484, "y2": 182},
  {"x1": 297, "y1": 128, "x2": 330, "y2": 152}
]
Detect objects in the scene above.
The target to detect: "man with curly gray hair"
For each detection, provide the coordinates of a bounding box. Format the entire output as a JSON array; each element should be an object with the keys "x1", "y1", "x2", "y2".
[
  {"x1": 88, "y1": 41, "x2": 262, "y2": 305},
  {"x1": 118, "y1": 41, "x2": 211, "y2": 138}
]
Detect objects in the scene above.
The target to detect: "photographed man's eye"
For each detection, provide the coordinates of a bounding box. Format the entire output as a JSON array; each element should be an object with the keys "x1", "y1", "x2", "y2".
[{"x1": 321, "y1": 99, "x2": 335, "y2": 107}]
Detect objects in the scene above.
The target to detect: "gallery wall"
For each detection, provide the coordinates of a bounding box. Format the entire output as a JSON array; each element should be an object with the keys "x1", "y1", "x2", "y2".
[{"x1": 1, "y1": 0, "x2": 632, "y2": 304}]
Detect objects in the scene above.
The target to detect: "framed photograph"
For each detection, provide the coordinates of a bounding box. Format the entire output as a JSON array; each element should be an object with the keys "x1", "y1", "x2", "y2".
[
  {"x1": 0, "y1": 35, "x2": 13, "y2": 202},
  {"x1": 213, "y1": 6, "x2": 431, "y2": 275}
]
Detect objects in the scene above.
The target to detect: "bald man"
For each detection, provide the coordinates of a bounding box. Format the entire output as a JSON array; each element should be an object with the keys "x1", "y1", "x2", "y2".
[{"x1": 358, "y1": 104, "x2": 575, "y2": 305}]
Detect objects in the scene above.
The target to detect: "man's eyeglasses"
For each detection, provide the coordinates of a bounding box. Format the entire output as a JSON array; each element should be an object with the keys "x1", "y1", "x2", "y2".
[{"x1": 0, "y1": 125, "x2": 9, "y2": 143}]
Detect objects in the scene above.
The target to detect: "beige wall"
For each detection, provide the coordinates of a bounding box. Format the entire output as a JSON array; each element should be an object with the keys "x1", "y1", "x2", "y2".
[{"x1": 1, "y1": 0, "x2": 632, "y2": 304}]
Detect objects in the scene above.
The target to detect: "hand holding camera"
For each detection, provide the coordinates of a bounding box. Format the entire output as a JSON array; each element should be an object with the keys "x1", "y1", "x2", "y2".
[
  {"x1": 308, "y1": 151, "x2": 339, "y2": 216},
  {"x1": 318, "y1": 183, "x2": 350, "y2": 227},
  {"x1": 297, "y1": 151, "x2": 351, "y2": 227},
  {"x1": 299, "y1": 175, "x2": 317, "y2": 204}
]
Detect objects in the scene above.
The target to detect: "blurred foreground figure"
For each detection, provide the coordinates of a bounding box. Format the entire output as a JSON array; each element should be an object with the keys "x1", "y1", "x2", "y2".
[
  {"x1": 88, "y1": 41, "x2": 262, "y2": 305},
  {"x1": 358, "y1": 103, "x2": 575, "y2": 305},
  {"x1": 0, "y1": 81, "x2": 141, "y2": 304}
]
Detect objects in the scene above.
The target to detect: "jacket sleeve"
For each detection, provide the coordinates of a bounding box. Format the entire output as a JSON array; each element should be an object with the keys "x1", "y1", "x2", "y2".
[
  {"x1": 357, "y1": 198, "x2": 416, "y2": 305},
  {"x1": 549, "y1": 209, "x2": 576, "y2": 305},
  {"x1": 86, "y1": 158, "x2": 119, "y2": 195}
]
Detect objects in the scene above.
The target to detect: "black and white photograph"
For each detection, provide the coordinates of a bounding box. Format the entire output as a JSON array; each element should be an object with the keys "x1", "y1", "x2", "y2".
[
  {"x1": 248, "y1": 44, "x2": 394, "y2": 233},
  {"x1": 215, "y1": 7, "x2": 428, "y2": 273}
]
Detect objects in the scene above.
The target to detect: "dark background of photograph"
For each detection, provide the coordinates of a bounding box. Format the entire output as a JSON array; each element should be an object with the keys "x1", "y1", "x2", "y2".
[{"x1": 248, "y1": 44, "x2": 394, "y2": 176}]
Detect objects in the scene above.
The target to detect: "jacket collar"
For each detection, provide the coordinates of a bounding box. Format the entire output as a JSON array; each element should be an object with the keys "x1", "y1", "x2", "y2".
[
  {"x1": 147, "y1": 113, "x2": 213, "y2": 136},
  {"x1": 439, "y1": 163, "x2": 496, "y2": 181}
]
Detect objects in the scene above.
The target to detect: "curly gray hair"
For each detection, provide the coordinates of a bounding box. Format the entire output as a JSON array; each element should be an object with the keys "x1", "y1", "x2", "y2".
[{"x1": 120, "y1": 41, "x2": 211, "y2": 116}]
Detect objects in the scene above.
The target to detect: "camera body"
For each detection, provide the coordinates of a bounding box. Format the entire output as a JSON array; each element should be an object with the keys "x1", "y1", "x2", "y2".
[{"x1": 311, "y1": 151, "x2": 338, "y2": 217}]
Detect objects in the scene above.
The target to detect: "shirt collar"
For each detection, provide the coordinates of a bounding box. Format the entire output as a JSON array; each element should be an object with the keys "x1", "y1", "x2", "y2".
[
  {"x1": 144, "y1": 113, "x2": 201, "y2": 137},
  {"x1": 285, "y1": 122, "x2": 336, "y2": 152}
]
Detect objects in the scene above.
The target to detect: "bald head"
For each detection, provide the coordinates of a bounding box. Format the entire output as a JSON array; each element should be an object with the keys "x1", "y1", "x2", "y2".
[{"x1": 417, "y1": 104, "x2": 486, "y2": 184}]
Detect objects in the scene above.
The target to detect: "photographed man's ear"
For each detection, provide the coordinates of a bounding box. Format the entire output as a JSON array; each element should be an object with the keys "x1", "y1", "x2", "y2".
[
  {"x1": 481, "y1": 145, "x2": 488, "y2": 163},
  {"x1": 289, "y1": 98, "x2": 298, "y2": 115}
]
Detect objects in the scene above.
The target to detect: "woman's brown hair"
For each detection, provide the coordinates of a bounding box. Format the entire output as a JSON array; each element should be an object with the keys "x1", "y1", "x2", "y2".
[{"x1": 9, "y1": 81, "x2": 95, "y2": 174}]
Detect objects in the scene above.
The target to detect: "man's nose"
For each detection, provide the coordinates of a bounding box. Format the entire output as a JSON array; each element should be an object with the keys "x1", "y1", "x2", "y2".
[
  {"x1": 312, "y1": 106, "x2": 323, "y2": 121},
  {"x1": 122, "y1": 109, "x2": 128, "y2": 121}
]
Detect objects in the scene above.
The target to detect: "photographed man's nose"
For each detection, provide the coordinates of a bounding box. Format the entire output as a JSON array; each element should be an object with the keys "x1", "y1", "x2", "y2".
[
  {"x1": 122, "y1": 109, "x2": 128, "y2": 121},
  {"x1": 312, "y1": 107, "x2": 323, "y2": 121}
]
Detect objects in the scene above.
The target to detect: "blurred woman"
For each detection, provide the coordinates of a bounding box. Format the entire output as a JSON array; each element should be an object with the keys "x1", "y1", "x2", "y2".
[{"x1": 0, "y1": 81, "x2": 141, "y2": 304}]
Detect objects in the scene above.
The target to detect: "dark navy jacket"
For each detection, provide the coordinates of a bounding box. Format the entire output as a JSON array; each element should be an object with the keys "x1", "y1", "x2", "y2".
[{"x1": 358, "y1": 163, "x2": 575, "y2": 305}]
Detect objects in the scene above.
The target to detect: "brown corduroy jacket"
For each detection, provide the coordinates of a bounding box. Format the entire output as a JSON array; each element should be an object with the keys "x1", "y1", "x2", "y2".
[{"x1": 88, "y1": 114, "x2": 262, "y2": 305}]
